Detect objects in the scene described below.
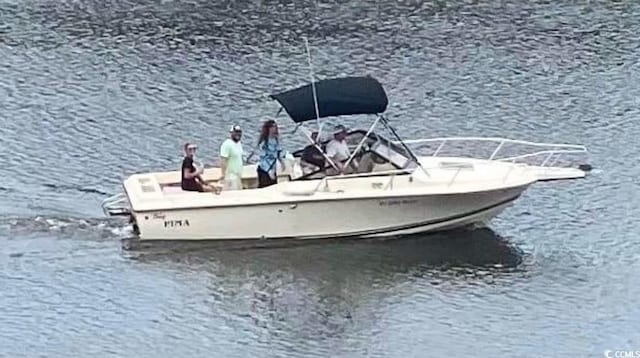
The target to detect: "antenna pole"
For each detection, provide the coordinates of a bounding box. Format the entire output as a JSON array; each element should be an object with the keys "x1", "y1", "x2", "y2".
[{"x1": 304, "y1": 36, "x2": 322, "y2": 135}]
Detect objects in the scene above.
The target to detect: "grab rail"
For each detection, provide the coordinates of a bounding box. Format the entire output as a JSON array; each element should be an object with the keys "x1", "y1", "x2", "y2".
[
  {"x1": 399, "y1": 137, "x2": 587, "y2": 150},
  {"x1": 306, "y1": 132, "x2": 590, "y2": 193},
  {"x1": 496, "y1": 149, "x2": 587, "y2": 165},
  {"x1": 101, "y1": 193, "x2": 131, "y2": 216},
  {"x1": 393, "y1": 136, "x2": 588, "y2": 167},
  {"x1": 306, "y1": 168, "x2": 414, "y2": 194}
]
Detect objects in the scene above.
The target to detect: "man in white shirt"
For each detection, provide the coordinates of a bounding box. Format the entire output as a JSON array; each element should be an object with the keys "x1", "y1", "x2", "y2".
[
  {"x1": 219, "y1": 124, "x2": 244, "y2": 190},
  {"x1": 325, "y1": 124, "x2": 357, "y2": 174}
]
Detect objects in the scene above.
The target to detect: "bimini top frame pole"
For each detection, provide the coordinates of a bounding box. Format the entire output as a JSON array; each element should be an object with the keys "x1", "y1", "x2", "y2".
[
  {"x1": 303, "y1": 37, "x2": 323, "y2": 135},
  {"x1": 379, "y1": 115, "x2": 430, "y2": 177},
  {"x1": 342, "y1": 114, "x2": 382, "y2": 170},
  {"x1": 297, "y1": 124, "x2": 341, "y2": 173},
  {"x1": 268, "y1": 77, "x2": 428, "y2": 177}
]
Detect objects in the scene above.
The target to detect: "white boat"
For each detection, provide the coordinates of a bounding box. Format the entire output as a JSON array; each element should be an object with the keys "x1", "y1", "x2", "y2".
[{"x1": 102, "y1": 76, "x2": 590, "y2": 242}]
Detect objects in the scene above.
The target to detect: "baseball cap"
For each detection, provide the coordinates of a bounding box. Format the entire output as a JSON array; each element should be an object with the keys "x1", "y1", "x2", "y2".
[
  {"x1": 230, "y1": 124, "x2": 242, "y2": 132},
  {"x1": 333, "y1": 124, "x2": 347, "y2": 134}
]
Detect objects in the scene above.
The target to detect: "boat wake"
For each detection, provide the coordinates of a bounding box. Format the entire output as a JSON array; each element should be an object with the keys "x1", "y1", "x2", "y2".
[
  {"x1": 42, "y1": 183, "x2": 112, "y2": 196},
  {"x1": 0, "y1": 214, "x2": 526, "y2": 274},
  {"x1": 0, "y1": 215, "x2": 133, "y2": 240},
  {"x1": 0, "y1": 215, "x2": 528, "y2": 277}
]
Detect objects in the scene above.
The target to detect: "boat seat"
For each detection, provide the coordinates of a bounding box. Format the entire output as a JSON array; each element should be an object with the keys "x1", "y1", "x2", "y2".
[
  {"x1": 371, "y1": 162, "x2": 397, "y2": 172},
  {"x1": 300, "y1": 160, "x2": 321, "y2": 175},
  {"x1": 161, "y1": 185, "x2": 222, "y2": 194},
  {"x1": 162, "y1": 186, "x2": 188, "y2": 194}
]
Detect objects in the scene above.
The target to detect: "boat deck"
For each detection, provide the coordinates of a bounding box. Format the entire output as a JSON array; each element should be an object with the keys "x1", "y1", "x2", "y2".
[{"x1": 119, "y1": 156, "x2": 550, "y2": 213}]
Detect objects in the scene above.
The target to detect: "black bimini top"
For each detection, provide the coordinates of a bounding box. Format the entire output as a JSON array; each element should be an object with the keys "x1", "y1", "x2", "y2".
[{"x1": 270, "y1": 76, "x2": 388, "y2": 123}]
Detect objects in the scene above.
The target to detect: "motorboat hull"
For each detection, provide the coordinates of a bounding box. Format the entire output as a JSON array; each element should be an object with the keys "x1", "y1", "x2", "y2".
[
  {"x1": 103, "y1": 128, "x2": 588, "y2": 243},
  {"x1": 129, "y1": 185, "x2": 527, "y2": 241},
  {"x1": 103, "y1": 75, "x2": 589, "y2": 244}
]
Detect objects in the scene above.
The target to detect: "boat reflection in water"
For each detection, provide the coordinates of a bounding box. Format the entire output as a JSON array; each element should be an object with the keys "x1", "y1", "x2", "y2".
[
  {"x1": 125, "y1": 227, "x2": 525, "y2": 278},
  {"x1": 124, "y1": 228, "x2": 525, "y2": 341}
]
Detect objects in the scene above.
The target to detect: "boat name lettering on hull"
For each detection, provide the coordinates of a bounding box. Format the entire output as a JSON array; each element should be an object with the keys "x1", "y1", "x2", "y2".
[
  {"x1": 164, "y1": 220, "x2": 190, "y2": 228},
  {"x1": 379, "y1": 199, "x2": 419, "y2": 206}
]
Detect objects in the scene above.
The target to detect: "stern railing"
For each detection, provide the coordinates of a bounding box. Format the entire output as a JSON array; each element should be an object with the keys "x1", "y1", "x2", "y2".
[{"x1": 101, "y1": 193, "x2": 131, "y2": 216}]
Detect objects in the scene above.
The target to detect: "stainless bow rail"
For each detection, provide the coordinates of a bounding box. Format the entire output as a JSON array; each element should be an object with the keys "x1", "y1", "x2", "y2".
[{"x1": 396, "y1": 136, "x2": 588, "y2": 166}]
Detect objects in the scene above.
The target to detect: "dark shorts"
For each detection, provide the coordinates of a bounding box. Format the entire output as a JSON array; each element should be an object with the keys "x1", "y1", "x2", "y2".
[
  {"x1": 257, "y1": 167, "x2": 277, "y2": 188},
  {"x1": 182, "y1": 181, "x2": 204, "y2": 192}
]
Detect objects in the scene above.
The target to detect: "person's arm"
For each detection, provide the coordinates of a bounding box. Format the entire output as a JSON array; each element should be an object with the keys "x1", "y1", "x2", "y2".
[
  {"x1": 326, "y1": 143, "x2": 344, "y2": 171},
  {"x1": 183, "y1": 158, "x2": 201, "y2": 179},
  {"x1": 220, "y1": 157, "x2": 228, "y2": 180},
  {"x1": 183, "y1": 168, "x2": 199, "y2": 179},
  {"x1": 219, "y1": 141, "x2": 229, "y2": 180},
  {"x1": 187, "y1": 166, "x2": 207, "y2": 184},
  {"x1": 347, "y1": 147, "x2": 359, "y2": 168},
  {"x1": 277, "y1": 142, "x2": 287, "y2": 167}
]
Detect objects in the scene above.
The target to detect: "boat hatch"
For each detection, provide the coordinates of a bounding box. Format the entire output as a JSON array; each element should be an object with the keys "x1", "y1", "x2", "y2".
[{"x1": 138, "y1": 177, "x2": 158, "y2": 193}]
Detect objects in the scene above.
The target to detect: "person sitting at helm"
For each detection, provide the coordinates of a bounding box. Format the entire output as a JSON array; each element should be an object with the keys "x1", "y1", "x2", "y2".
[{"x1": 325, "y1": 124, "x2": 358, "y2": 175}]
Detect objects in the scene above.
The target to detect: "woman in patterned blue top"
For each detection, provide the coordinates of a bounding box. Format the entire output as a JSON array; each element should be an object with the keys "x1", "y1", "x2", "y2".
[{"x1": 256, "y1": 119, "x2": 287, "y2": 188}]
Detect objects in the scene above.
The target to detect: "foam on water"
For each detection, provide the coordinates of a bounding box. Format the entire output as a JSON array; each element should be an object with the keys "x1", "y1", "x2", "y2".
[{"x1": 0, "y1": 215, "x2": 132, "y2": 240}]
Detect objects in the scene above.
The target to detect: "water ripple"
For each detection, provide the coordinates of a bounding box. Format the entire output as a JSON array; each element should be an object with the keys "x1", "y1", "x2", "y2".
[{"x1": 1, "y1": 0, "x2": 639, "y2": 356}]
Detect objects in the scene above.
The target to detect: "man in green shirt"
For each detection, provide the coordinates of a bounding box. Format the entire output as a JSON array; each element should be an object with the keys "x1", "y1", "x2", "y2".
[{"x1": 219, "y1": 124, "x2": 244, "y2": 190}]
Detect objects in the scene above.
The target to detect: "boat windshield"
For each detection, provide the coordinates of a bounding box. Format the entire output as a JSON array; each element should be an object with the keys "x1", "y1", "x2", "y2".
[{"x1": 290, "y1": 129, "x2": 412, "y2": 179}]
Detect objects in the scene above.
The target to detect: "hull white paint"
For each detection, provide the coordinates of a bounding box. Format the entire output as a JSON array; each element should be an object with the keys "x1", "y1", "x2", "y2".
[
  {"x1": 132, "y1": 185, "x2": 527, "y2": 241},
  {"x1": 360, "y1": 199, "x2": 516, "y2": 238}
]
